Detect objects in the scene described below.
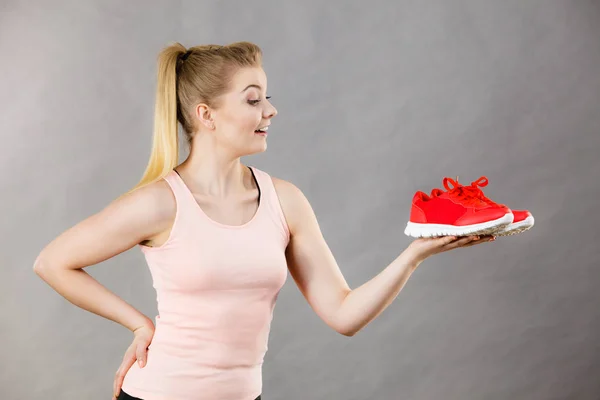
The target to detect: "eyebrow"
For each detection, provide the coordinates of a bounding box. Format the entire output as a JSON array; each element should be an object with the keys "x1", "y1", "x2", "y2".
[{"x1": 241, "y1": 84, "x2": 262, "y2": 93}]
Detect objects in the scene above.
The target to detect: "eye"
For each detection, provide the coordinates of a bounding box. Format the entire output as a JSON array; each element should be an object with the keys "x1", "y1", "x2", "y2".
[{"x1": 248, "y1": 96, "x2": 272, "y2": 106}]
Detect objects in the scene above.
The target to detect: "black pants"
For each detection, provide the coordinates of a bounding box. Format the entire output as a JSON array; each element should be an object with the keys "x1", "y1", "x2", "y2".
[{"x1": 117, "y1": 390, "x2": 261, "y2": 400}]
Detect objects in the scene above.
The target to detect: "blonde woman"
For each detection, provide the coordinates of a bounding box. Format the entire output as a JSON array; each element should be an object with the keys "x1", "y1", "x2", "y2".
[{"x1": 33, "y1": 42, "x2": 492, "y2": 400}]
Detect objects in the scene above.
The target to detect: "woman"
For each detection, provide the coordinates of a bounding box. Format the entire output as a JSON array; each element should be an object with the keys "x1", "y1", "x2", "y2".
[{"x1": 33, "y1": 41, "x2": 493, "y2": 400}]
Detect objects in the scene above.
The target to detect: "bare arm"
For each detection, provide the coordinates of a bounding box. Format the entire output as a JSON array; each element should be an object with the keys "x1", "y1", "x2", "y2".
[
  {"x1": 33, "y1": 180, "x2": 176, "y2": 332},
  {"x1": 274, "y1": 177, "x2": 492, "y2": 337}
]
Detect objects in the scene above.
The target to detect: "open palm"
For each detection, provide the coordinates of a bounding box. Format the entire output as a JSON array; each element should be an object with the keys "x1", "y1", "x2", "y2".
[{"x1": 408, "y1": 234, "x2": 495, "y2": 262}]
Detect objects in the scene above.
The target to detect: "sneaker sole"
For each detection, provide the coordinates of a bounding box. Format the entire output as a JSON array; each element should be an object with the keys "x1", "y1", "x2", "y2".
[
  {"x1": 404, "y1": 213, "x2": 514, "y2": 238},
  {"x1": 495, "y1": 215, "x2": 535, "y2": 236}
]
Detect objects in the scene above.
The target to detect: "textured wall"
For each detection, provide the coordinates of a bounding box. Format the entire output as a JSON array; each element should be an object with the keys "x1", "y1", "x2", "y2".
[{"x1": 2, "y1": 1, "x2": 599, "y2": 399}]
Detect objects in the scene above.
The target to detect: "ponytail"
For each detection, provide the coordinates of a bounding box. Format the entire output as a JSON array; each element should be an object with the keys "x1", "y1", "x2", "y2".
[
  {"x1": 124, "y1": 41, "x2": 263, "y2": 196},
  {"x1": 127, "y1": 43, "x2": 186, "y2": 194}
]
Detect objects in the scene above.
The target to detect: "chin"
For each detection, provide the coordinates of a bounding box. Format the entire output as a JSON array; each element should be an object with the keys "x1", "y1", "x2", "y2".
[
  {"x1": 242, "y1": 144, "x2": 267, "y2": 157},
  {"x1": 254, "y1": 144, "x2": 267, "y2": 154}
]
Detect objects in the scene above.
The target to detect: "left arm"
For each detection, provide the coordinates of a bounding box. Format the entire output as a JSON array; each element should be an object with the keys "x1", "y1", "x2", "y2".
[{"x1": 273, "y1": 177, "x2": 492, "y2": 337}]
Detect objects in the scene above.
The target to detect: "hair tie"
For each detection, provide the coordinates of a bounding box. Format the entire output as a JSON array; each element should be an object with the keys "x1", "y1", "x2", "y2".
[{"x1": 181, "y1": 50, "x2": 191, "y2": 61}]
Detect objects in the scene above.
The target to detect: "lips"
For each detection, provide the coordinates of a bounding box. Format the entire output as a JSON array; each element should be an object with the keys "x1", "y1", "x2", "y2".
[{"x1": 254, "y1": 125, "x2": 269, "y2": 133}]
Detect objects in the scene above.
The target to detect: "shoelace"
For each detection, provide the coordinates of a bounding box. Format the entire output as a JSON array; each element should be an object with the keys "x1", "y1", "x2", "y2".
[
  {"x1": 462, "y1": 176, "x2": 506, "y2": 207},
  {"x1": 441, "y1": 177, "x2": 490, "y2": 207}
]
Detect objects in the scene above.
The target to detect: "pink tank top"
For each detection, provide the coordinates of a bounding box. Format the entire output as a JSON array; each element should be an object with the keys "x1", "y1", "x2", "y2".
[{"x1": 121, "y1": 166, "x2": 290, "y2": 400}]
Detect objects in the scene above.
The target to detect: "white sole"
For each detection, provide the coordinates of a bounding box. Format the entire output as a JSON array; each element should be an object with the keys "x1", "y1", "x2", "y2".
[
  {"x1": 496, "y1": 215, "x2": 535, "y2": 236},
  {"x1": 404, "y1": 213, "x2": 514, "y2": 238}
]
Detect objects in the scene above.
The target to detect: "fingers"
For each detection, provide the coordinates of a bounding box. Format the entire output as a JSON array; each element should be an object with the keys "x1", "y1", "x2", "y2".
[
  {"x1": 449, "y1": 236, "x2": 475, "y2": 248},
  {"x1": 114, "y1": 350, "x2": 136, "y2": 398},
  {"x1": 113, "y1": 340, "x2": 150, "y2": 398},
  {"x1": 440, "y1": 235, "x2": 478, "y2": 250},
  {"x1": 440, "y1": 235, "x2": 458, "y2": 245},
  {"x1": 114, "y1": 366, "x2": 127, "y2": 398},
  {"x1": 113, "y1": 364, "x2": 130, "y2": 398},
  {"x1": 425, "y1": 235, "x2": 458, "y2": 246},
  {"x1": 462, "y1": 235, "x2": 495, "y2": 247},
  {"x1": 136, "y1": 343, "x2": 148, "y2": 368},
  {"x1": 444, "y1": 235, "x2": 495, "y2": 249}
]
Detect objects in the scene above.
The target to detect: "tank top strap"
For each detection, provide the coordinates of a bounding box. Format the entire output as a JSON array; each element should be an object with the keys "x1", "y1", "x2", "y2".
[
  {"x1": 249, "y1": 166, "x2": 291, "y2": 243},
  {"x1": 161, "y1": 169, "x2": 198, "y2": 211}
]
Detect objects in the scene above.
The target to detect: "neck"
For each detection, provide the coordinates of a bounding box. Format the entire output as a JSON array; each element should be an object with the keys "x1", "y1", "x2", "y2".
[{"x1": 177, "y1": 135, "x2": 250, "y2": 198}]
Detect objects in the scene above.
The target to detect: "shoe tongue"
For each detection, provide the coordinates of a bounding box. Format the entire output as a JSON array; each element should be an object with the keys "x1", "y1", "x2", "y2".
[
  {"x1": 465, "y1": 185, "x2": 498, "y2": 206},
  {"x1": 438, "y1": 191, "x2": 454, "y2": 200},
  {"x1": 449, "y1": 186, "x2": 489, "y2": 207}
]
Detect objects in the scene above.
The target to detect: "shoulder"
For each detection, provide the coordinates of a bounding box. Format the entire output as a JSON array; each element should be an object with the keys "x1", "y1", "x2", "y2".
[
  {"x1": 118, "y1": 177, "x2": 177, "y2": 233},
  {"x1": 270, "y1": 176, "x2": 316, "y2": 236},
  {"x1": 127, "y1": 178, "x2": 175, "y2": 213},
  {"x1": 271, "y1": 176, "x2": 302, "y2": 198}
]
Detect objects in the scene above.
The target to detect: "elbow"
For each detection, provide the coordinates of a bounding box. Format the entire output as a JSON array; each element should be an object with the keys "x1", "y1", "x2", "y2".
[
  {"x1": 33, "y1": 254, "x2": 45, "y2": 275},
  {"x1": 33, "y1": 253, "x2": 53, "y2": 278},
  {"x1": 337, "y1": 324, "x2": 358, "y2": 337},
  {"x1": 339, "y1": 329, "x2": 357, "y2": 337}
]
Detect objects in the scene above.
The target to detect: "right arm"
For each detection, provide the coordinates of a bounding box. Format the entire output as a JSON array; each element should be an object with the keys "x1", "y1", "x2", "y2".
[{"x1": 33, "y1": 179, "x2": 176, "y2": 332}]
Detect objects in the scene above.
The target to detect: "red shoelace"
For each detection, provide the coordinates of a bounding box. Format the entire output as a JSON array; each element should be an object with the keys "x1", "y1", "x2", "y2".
[
  {"x1": 440, "y1": 177, "x2": 495, "y2": 207},
  {"x1": 462, "y1": 176, "x2": 505, "y2": 207}
]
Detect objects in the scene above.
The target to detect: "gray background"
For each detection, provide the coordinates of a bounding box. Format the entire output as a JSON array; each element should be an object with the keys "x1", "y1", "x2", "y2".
[{"x1": 2, "y1": 0, "x2": 599, "y2": 399}]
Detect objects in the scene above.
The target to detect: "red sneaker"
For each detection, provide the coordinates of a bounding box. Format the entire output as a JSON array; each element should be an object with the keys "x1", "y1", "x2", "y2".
[
  {"x1": 455, "y1": 176, "x2": 535, "y2": 236},
  {"x1": 497, "y1": 210, "x2": 535, "y2": 236},
  {"x1": 404, "y1": 177, "x2": 513, "y2": 238}
]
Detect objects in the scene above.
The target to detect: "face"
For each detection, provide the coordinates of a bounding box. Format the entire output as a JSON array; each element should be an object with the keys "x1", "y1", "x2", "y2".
[{"x1": 198, "y1": 66, "x2": 277, "y2": 157}]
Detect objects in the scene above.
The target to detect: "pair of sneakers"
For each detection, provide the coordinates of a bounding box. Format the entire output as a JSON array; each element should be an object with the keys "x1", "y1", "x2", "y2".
[{"x1": 404, "y1": 176, "x2": 534, "y2": 238}]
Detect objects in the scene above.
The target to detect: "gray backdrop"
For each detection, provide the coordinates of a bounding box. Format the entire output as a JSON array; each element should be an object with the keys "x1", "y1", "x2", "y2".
[{"x1": 2, "y1": 0, "x2": 599, "y2": 399}]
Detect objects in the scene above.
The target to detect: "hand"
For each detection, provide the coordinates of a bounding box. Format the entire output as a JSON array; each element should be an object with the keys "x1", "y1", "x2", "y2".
[
  {"x1": 113, "y1": 321, "x2": 155, "y2": 399},
  {"x1": 407, "y1": 234, "x2": 495, "y2": 264}
]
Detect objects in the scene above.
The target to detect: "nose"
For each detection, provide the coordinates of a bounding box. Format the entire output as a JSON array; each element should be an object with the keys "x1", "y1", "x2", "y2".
[{"x1": 264, "y1": 101, "x2": 277, "y2": 119}]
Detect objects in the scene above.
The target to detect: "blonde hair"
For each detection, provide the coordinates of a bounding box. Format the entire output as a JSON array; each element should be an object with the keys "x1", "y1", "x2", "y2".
[{"x1": 127, "y1": 41, "x2": 263, "y2": 194}]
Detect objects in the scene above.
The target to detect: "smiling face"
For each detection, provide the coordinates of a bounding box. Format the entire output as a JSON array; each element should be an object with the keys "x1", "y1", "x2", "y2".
[{"x1": 196, "y1": 66, "x2": 277, "y2": 157}]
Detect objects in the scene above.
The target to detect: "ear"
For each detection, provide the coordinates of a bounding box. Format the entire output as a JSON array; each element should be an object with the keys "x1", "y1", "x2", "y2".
[{"x1": 194, "y1": 103, "x2": 215, "y2": 130}]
